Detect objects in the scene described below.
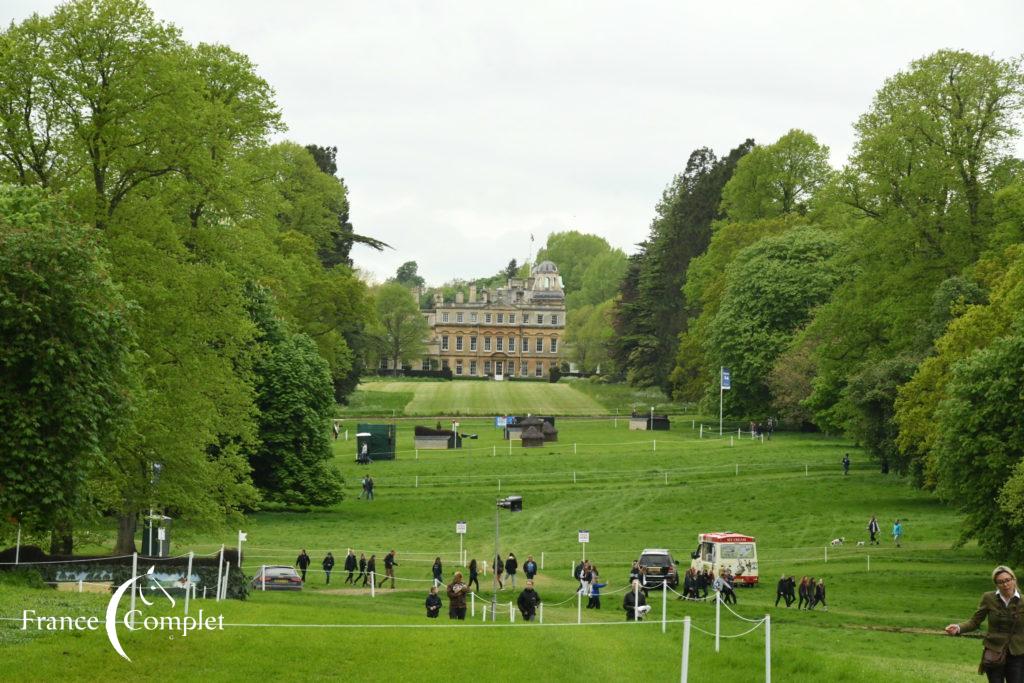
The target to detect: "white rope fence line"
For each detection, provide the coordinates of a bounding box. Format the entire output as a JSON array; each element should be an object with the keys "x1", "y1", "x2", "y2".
[
  {"x1": 690, "y1": 619, "x2": 766, "y2": 638},
  {"x1": 718, "y1": 596, "x2": 764, "y2": 623}
]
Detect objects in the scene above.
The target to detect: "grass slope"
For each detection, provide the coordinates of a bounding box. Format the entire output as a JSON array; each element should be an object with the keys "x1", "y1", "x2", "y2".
[
  {"x1": 0, "y1": 420, "x2": 996, "y2": 681},
  {"x1": 340, "y1": 380, "x2": 608, "y2": 416}
]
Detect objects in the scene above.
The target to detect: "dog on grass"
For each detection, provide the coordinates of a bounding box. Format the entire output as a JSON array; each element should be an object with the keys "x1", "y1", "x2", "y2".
[
  {"x1": 856, "y1": 541, "x2": 865, "y2": 547},
  {"x1": 830, "y1": 537, "x2": 845, "y2": 547}
]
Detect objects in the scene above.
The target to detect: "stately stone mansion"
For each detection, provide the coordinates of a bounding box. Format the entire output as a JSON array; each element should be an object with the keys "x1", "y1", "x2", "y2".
[{"x1": 420, "y1": 261, "x2": 566, "y2": 378}]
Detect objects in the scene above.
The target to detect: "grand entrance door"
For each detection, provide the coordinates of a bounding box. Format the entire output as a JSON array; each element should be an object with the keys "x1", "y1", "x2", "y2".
[{"x1": 495, "y1": 361, "x2": 503, "y2": 375}]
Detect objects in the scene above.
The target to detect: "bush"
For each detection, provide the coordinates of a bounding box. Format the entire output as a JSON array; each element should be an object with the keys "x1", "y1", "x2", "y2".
[{"x1": 549, "y1": 367, "x2": 562, "y2": 383}]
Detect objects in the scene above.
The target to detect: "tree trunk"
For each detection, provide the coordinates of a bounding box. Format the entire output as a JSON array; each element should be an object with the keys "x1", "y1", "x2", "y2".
[
  {"x1": 114, "y1": 512, "x2": 138, "y2": 555},
  {"x1": 49, "y1": 521, "x2": 73, "y2": 555}
]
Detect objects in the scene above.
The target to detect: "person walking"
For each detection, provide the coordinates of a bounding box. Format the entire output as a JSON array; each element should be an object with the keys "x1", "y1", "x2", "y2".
[
  {"x1": 494, "y1": 554, "x2": 504, "y2": 590},
  {"x1": 722, "y1": 570, "x2": 738, "y2": 605},
  {"x1": 815, "y1": 579, "x2": 828, "y2": 611},
  {"x1": 359, "y1": 475, "x2": 368, "y2": 499},
  {"x1": 425, "y1": 586, "x2": 442, "y2": 618},
  {"x1": 945, "y1": 565, "x2": 1024, "y2": 682},
  {"x1": 842, "y1": 453, "x2": 851, "y2": 475},
  {"x1": 344, "y1": 549, "x2": 357, "y2": 584},
  {"x1": 380, "y1": 549, "x2": 397, "y2": 588},
  {"x1": 447, "y1": 571, "x2": 469, "y2": 619},
  {"x1": 868, "y1": 515, "x2": 880, "y2": 545},
  {"x1": 505, "y1": 553, "x2": 518, "y2": 589},
  {"x1": 295, "y1": 549, "x2": 311, "y2": 583},
  {"x1": 356, "y1": 552, "x2": 367, "y2": 585},
  {"x1": 468, "y1": 559, "x2": 480, "y2": 593},
  {"x1": 798, "y1": 576, "x2": 810, "y2": 610},
  {"x1": 785, "y1": 575, "x2": 797, "y2": 607},
  {"x1": 523, "y1": 555, "x2": 538, "y2": 580},
  {"x1": 432, "y1": 557, "x2": 444, "y2": 587},
  {"x1": 775, "y1": 575, "x2": 789, "y2": 607},
  {"x1": 893, "y1": 519, "x2": 903, "y2": 547},
  {"x1": 359, "y1": 441, "x2": 369, "y2": 464},
  {"x1": 517, "y1": 580, "x2": 541, "y2": 621},
  {"x1": 322, "y1": 552, "x2": 335, "y2": 584},
  {"x1": 808, "y1": 578, "x2": 819, "y2": 610},
  {"x1": 365, "y1": 476, "x2": 375, "y2": 501},
  {"x1": 365, "y1": 554, "x2": 376, "y2": 587}
]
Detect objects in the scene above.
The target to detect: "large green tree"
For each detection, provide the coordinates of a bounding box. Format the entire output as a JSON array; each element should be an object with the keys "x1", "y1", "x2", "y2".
[
  {"x1": 369, "y1": 283, "x2": 429, "y2": 374},
  {"x1": 0, "y1": 186, "x2": 132, "y2": 546}
]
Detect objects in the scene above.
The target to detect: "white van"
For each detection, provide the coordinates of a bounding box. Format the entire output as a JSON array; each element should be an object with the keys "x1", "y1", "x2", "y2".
[{"x1": 689, "y1": 532, "x2": 759, "y2": 586}]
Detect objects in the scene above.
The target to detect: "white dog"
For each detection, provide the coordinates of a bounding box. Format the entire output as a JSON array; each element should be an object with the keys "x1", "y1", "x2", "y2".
[
  {"x1": 856, "y1": 541, "x2": 865, "y2": 547},
  {"x1": 830, "y1": 537, "x2": 845, "y2": 547}
]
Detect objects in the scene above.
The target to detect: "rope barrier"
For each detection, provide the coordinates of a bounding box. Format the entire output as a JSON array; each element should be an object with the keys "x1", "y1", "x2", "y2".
[
  {"x1": 0, "y1": 554, "x2": 135, "y2": 566},
  {"x1": 718, "y1": 598, "x2": 763, "y2": 623}
]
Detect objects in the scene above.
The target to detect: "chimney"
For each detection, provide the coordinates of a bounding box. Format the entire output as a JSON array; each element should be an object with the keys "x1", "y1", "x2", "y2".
[
  {"x1": 434, "y1": 293, "x2": 443, "y2": 305},
  {"x1": 455, "y1": 291, "x2": 464, "y2": 304},
  {"x1": 469, "y1": 285, "x2": 477, "y2": 303}
]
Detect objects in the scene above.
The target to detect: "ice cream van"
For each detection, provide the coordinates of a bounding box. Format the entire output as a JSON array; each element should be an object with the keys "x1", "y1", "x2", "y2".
[{"x1": 689, "y1": 532, "x2": 759, "y2": 586}]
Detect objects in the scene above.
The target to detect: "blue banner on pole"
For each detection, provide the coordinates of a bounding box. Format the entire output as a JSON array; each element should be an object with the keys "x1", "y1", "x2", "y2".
[{"x1": 721, "y1": 367, "x2": 731, "y2": 390}]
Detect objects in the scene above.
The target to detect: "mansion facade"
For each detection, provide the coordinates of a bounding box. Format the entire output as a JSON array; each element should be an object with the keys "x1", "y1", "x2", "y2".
[{"x1": 420, "y1": 261, "x2": 566, "y2": 378}]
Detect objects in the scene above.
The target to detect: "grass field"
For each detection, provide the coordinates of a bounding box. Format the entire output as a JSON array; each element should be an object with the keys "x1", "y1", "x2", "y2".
[
  {"x1": 0, "y1": 418, "x2": 998, "y2": 681},
  {"x1": 339, "y1": 377, "x2": 690, "y2": 417}
]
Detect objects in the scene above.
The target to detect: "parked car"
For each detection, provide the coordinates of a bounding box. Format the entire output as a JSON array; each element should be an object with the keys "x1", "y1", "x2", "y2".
[
  {"x1": 637, "y1": 548, "x2": 679, "y2": 589},
  {"x1": 251, "y1": 565, "x2": 303, "y2": 591}
]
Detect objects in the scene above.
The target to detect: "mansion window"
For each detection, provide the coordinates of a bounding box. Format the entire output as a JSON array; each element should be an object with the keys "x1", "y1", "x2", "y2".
[
  {"x1": 496, "y1": 338, "x2": 504, "y2": 351},
  {"x1": 455, "y1": 360, "x2": 463, "y2": 375},
  {"x1": 521, "y1": 363, "x2": 528, "y2": 376},
  {"x1": 470, "y1": 336, "x2": 477, "y2": 351},
  {"x1": 535, "y1": 362, "x2": 544, "y2": 377},
  {"x1": 497, "y1": 313, "x2": 504, "y2": 323},
  {"x1": 442, "y1": 312, "x2": 449, "y2": 323},
  {"x1": 470, "y1": 312, "x2": 478, "y2": 322},
  {"x1": 441, "y1": 335, "x2": 449, "y2": 351},
  {"x1": 485, "y1": 313, "x2": 492, "y2": 323},
  {"x1": 509, "y1": 313, "x2": 516, "y2": 324},
  {"x1": 457, "y1": 312, "x2": 463, "y2": 323},
  {"x1": 508, "y1": 361, "x2": 516, "y2": 375},
  {"x1": 470, "y1": 360, "x2": 477, "y2": 375},
  {"x1": 484, "y1": 337, "x2": 492, "y2": 351},
  {"x1": 550, "y1": 338, "x2": 557, "y2": 353},
  {"x1": 551, "y1": 314, "x2": 558, "y2": 325},
  {"x1": 456, "y1": 336, "x2": 463, "y2": 351},
  {"x1": 535, "y1": 338, "x2": 543, "y2": 352},
  {"x1": 485, "y1": 361, "x2": 492, "y2": 375},
  {"x1": 508, "y1": 337, "x2": 515, "y2": 352}
]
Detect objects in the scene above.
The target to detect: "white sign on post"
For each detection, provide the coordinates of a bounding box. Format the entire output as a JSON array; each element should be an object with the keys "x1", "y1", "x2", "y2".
[
  {"x1": 578, "y1": 530, "x2": 589, "y2": 544},
  {"x1": 456, "y1": 522, "x2": 467, "y2": 534}
]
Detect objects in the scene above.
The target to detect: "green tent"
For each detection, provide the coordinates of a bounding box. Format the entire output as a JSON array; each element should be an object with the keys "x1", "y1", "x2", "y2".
[{"x1": 356, "y1": 423, "x2": 397, "y2": 460}]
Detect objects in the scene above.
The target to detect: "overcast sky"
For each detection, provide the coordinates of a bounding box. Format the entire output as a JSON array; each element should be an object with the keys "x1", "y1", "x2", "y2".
[{"x1": 4, "y1": 1, "x2": 1023, "y2": 284}]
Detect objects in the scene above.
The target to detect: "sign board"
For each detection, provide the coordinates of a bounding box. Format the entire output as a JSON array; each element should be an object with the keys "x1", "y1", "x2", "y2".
[
  {"x1": 456, "y1": 522, "x2": 467, "y2": 535},
  {"x1": 578, "y1": 530, "x2": 590, "y2": 544},
  {"x1": 157, "y1": 527, "x2": 166, "y2": 541},
  {"x1": 721, "y1": 367, "x2": 731, "y2": 390}
]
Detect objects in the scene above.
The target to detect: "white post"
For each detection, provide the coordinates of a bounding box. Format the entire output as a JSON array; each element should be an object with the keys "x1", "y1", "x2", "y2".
[
  {"x1": 573, "y1": 471, "x2": 576, "y2": 484},
  {"x1": 221, "y1": 562, "x2": 230, "y2": 600},
  {"x1": 370, "y1": 571, "x2": 375, "y2": 597},
  {"x1": 805, "y1": 464, "x2": 808, "y2": 476},
  {"x1": 130, "y1": 552, "x2": 138, "y2": 628},
  {"x1": 719, "y1": 371, "x2": 723, "y2": 436},
  {"x1": 681, "y1": 616, "x2": 691, "y2": 683},
  {"x1": 215, "y1": 545, "x2": 224, "y2": 602},
  {"x1": 498, "y1": 479, "x2": 501, "y2": 492},
  {"x1": 867, "y1": 555, "x2": 870, "y2": 572},
  {"x1": 539, "y1": 603, "x2": 544, "y2": 624},
  {"x1": 574, "y1": 443, "x2": 577, "y2": 454},
  {"x1": 415, "y1": 476, "x2": 418, "y2": 488},
  {"x1": 715, "y1": 591, "x2": 721, "y2": 652},
  {"x1": 471, "y1": 592, "x2": 475, "y2": 617},
  {"x1": 203, "y1": 586, "x2": 207, "y2": 599},
  {"x1": 185, "y1": 552, "x2": 194, "y2": 614},
  {"x1": 345, "y1": 429, "x2": 348, "y2": 440},
  {"x1": 738, "y1": 427, "x2": 741, "y2": 438},
  {"x1": 493, "y1": 446, "x2": 496, "y2": 457},
  {"x1": 483, "y1": 560, "x2": 487, "y2": 575},
  {"x1": 510, "y1": 601, "x2": 514, "y2": 623},
  {"x1": 825, "y1": 546, "x2": 828, "y2": 563},
  {"x1": 14, "y1": 525, "x2": 21, "y2": 565},
  {"x1": 577, "y1": 592, "x2": 582, "y2": 624},
  {"x1": 634, "y1": 583, "x2": 639, "y2": 624},
  {"x1": 765, "y1": 614, "x2": 772, "y2": 683},
  {"x1": 261, "y1": 564, "x2": 266, "y2": 591},
  {"x1": 653, "y1": 440, "x2": 657, "y2": 452},
  {"x1": 692, "y1": 419, "x2": 695, "y2": 429},
  {"x1": 736, "y1": 464, "x2": 739, "y2": 476},
  {"x1": 662, "y1": 581, "x2": 667, "y2": 633},
  {"x1": 237, "y1": 531, "x2": 243, "y2": 565},
  {"x1": 459, "y1": 535, "x2": 463, "y2": 567},
  {"x1": 700, "y1": 425, "x2": 703, "y2": 439},
  {"x1": 541, "y1": 552, "x2": 544, "y2": 570},
  {"x1": 79, "y1": 578, "x2": 83, "y2": 593},
  {"x1": 664, "y1": 472, "x2": 668, "y2": 485},
  {"x1": 761, "y1": 434, "x2": 764, "y2": 444},
  {"x1": 483, "y1": 604, "x2": 487, "y2": 622}
]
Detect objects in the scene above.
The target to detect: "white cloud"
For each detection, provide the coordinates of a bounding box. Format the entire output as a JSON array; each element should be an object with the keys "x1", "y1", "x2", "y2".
[{"x1": 4, "y1": 0, "x2": 1023, "y2": 284}]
